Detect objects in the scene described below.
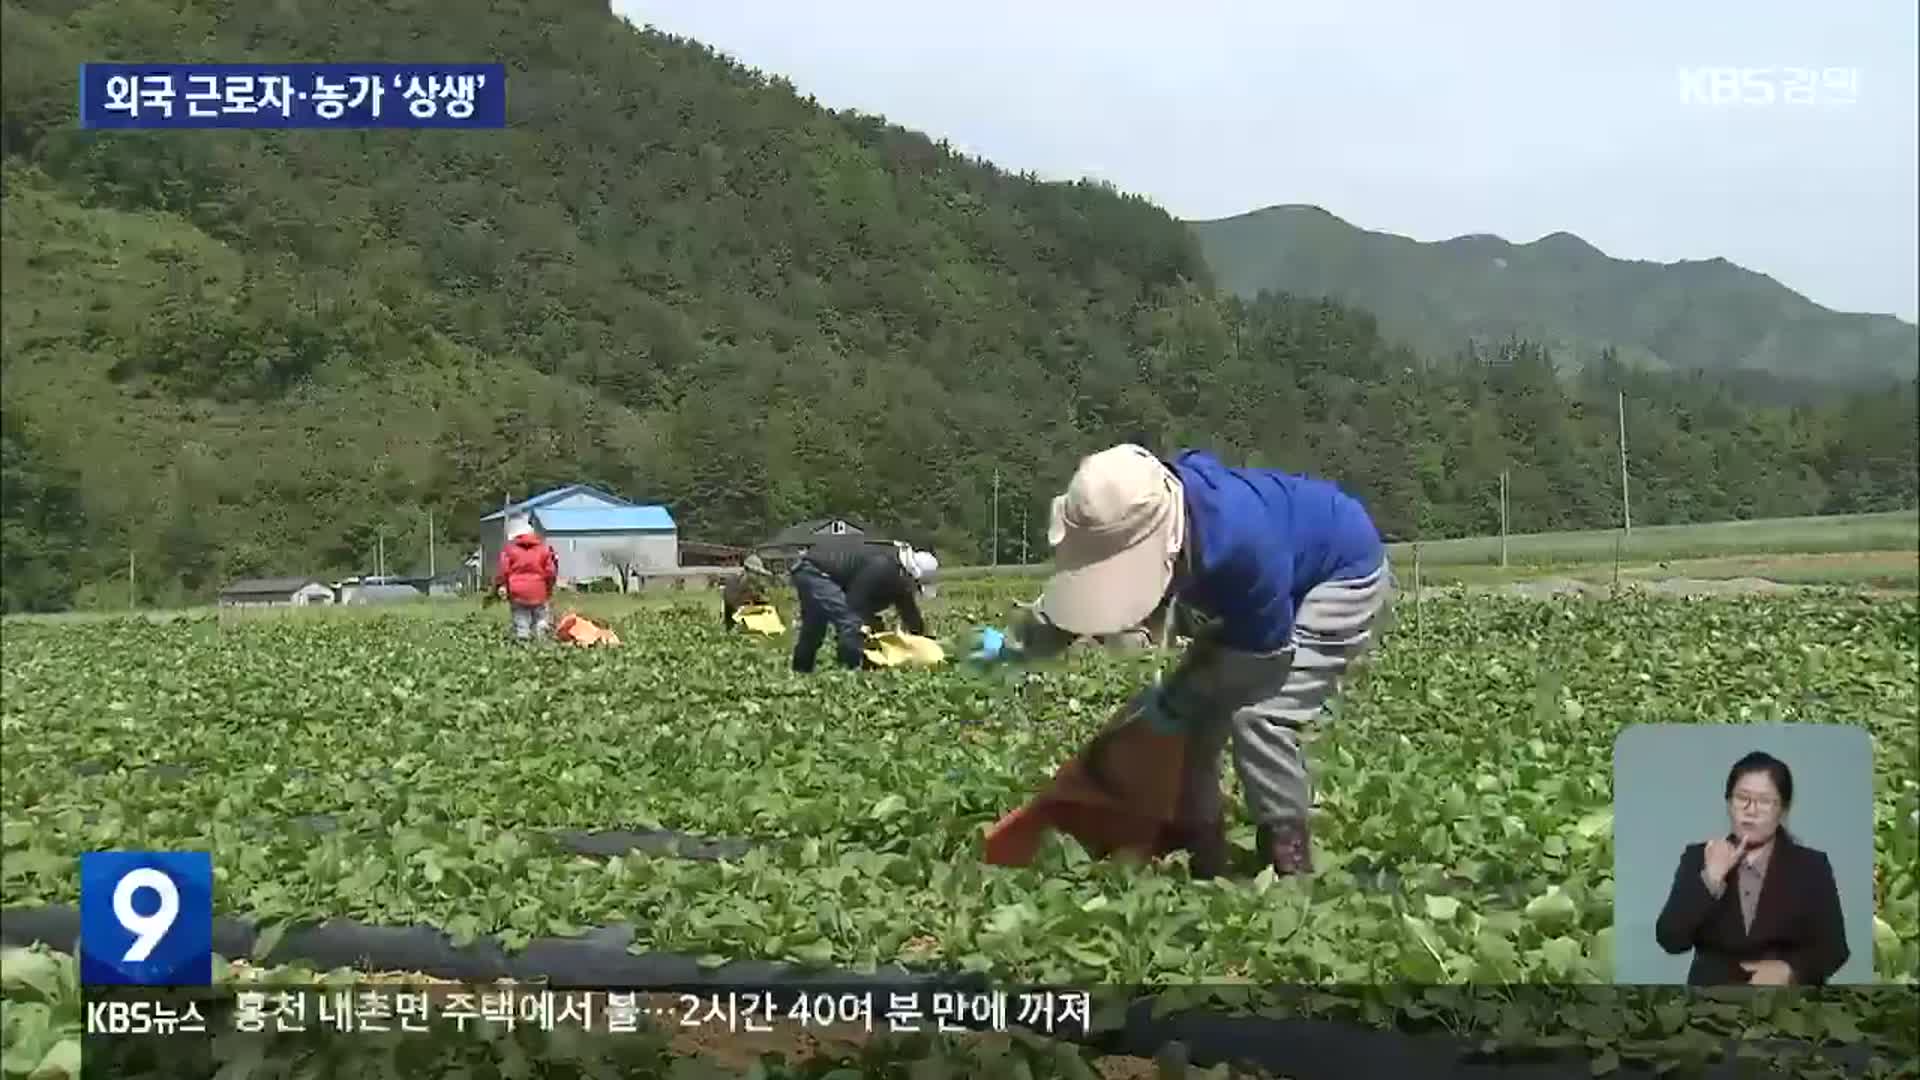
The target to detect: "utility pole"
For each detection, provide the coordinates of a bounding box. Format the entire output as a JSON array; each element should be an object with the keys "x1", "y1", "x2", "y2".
[
  {"x1": 428, "y1": 511, "x2": 436, "y2": 581},
  {"x1": 990, "y1": 467, "x2": 1000, "y2": 568},
  {"x1": 1499, "y1": 470, "x2": 1510, "y2": 569},
  {"x1": 1020, "y1": 498, "x2": 1028, "y2": 565},
  {"x1": 129, "y1": 547, "x2": 136, "y2": 610},
  {"x1": 378, "y1": 532, "x2": 385, "y2": 580},
  {"x1": 1617, "y1": 390, "x2": 1632, "y2": 536}
]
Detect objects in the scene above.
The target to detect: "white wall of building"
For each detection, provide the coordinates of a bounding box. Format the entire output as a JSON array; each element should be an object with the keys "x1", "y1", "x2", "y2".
[{"x1": 548, "y1": 530, "x2": 678, "y2": 585}]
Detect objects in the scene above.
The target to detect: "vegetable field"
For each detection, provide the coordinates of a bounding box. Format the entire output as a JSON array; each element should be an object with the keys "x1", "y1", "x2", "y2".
[{"x1": 3, "y1": 582, "x2": 1917, "y2": 1076}]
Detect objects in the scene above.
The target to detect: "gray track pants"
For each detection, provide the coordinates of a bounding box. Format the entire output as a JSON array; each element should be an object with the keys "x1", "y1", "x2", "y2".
[
  {"x1": 510, "y1": 603, "x2": 552, "y2": 641},
  {"x1": 1159, "y1": 561, "x2": 1393, "y2": 829}
]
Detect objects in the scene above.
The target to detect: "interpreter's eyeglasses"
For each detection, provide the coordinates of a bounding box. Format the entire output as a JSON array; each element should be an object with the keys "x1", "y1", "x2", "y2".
[{"x1": 1730, "y1": 793, "x2": 1780, "y2": 812}]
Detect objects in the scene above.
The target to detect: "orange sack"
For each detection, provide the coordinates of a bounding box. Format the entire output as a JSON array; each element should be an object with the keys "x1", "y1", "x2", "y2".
[
  {"x1": 983, "y1": 694, "x2": 1187, "y2": 867},
  {"x1": 553, "y1": 612, "x2": 622, "y2": 647}
]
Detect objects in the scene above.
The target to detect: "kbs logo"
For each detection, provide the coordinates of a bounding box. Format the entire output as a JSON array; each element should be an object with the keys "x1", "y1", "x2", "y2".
[
  {"x1": 1677, "y1": 67, "x2": 1861, "y2": 108},
  {"x1": 79, "y1": 852, "x2": 213, "y2": 986},
  {"x1": 85, "y1": 998, "x2": 209, "y2": 1035}
]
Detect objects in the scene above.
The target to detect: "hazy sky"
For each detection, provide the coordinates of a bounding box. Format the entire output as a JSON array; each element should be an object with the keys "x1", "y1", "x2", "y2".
[{"x1": 614, "y1": 1, "x2": 1918, "y2": 322}]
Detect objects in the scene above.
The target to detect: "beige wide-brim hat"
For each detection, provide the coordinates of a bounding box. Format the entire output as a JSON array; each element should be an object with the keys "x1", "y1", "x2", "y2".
[{"x1": 1037, "y1": 444, "x2": 1184, "y2": 636}]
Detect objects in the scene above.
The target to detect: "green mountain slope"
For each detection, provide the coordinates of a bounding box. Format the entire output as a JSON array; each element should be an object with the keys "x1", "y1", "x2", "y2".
[
  {"x1": 1, "y1": 0, "x2": 1913, "y2": 611},
  {"x1": 1189, "y1": 205, "x2": 1919, "y2": 383}
]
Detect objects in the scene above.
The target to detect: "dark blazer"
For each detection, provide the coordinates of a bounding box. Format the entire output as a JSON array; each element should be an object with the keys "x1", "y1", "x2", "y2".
[{"x1": 1653, "y1": 832, "x2": 1849, "y2": 986}]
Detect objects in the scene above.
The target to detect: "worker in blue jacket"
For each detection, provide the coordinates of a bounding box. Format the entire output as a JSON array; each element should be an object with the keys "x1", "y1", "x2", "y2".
[{"x1": 999, "y1": 444, "x2": 1393, "y2": 880}]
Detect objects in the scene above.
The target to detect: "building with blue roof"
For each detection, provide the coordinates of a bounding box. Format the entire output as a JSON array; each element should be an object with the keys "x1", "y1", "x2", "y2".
[
  {"x1": 479, "y1": 485, "x2": 679, "y2": 590},
  {"x1": 479, "y1": 484, "x2": 631, "y2": 524}
]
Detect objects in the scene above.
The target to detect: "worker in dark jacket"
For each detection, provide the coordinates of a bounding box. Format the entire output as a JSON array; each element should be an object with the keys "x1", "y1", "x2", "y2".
[
  {"x1": 790, "y1": 538, "x2": 937, "y2": 672},
  {"x1": 722, "y1": 554, "x2": 775, "y2": 630}
]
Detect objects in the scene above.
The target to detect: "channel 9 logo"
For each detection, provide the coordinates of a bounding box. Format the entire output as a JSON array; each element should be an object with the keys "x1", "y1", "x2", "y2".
[{"x1": 78, "y1": 852, "x2": 213, "y2": 986}]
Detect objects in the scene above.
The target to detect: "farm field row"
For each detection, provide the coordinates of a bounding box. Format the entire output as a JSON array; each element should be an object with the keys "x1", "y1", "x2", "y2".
[
  {"x1": 3, "y1": 583, "x2": 1917, "y2": 1073},
  {"x1": 4, "y1": 584, "x2": 1913, "y2": 980}
]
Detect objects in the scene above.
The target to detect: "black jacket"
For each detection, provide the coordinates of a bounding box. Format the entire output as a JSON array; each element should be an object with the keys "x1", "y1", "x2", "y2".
[
  {"x1": 796, "y1": 539, "x2": 926, "y2": 636},
  {"x1": 1653, "y1": 832, "x2": 1849, "y2": 986}
]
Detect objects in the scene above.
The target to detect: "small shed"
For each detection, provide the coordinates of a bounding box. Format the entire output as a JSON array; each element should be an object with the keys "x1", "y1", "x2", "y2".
[
  {"x1": 339, "y1": 581, "x2": 425, "y2": 605},
  {"x1": 392, "y1": 569, "x2": 466, "y2": 598},
  {"x1": 758, "y1": 517, "x2": 882, "y2": 558},
  {"x1": 680, "y1": 540, "x2": 749, "y2": 567},
  {"x1": 218, "y1": 577, "x2": 335, "y2": 608}
]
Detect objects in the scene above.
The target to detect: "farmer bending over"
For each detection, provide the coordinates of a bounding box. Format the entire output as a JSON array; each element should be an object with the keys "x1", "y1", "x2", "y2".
[
  {"x1": 1008, "y1": 444, "x2": 1392, "y2": 879},
  {"x1": 790, "y1": 538, "x2": 937, "y2": 672},
  {"x1": 722, "y1": 554, "x2": 776, "y2": 631},
  {"x1": 494, "y1": 517, "x2": 560, "y2": 641}
]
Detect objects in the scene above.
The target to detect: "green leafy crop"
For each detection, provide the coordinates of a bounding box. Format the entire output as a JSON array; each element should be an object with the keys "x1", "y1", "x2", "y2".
[{"x1": 3, "y1": 584, "x2": 1916, "y2": 1075}]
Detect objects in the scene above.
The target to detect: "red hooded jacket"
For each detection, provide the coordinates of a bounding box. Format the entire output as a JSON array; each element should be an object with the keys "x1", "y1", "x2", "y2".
[{"x1": 495, "y1": 532, "x2": 559, "y2": 606}]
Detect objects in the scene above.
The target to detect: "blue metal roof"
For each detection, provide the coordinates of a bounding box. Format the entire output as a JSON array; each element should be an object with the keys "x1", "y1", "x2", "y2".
[
  {"x1": 480, "y1": 484, "x2": 630, "y2": 522},
  {"x1": 533, "y1": 506, "x2": 676, "y2": 532}
]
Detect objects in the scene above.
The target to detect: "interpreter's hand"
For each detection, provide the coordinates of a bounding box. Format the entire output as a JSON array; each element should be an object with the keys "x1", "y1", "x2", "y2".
[
  {"x1": 1702, "y1": 836, "x2": 1747, "y2": 885},
  {"x1": 1741, "y1": 959, "x2": 1794, "y2": 986}
]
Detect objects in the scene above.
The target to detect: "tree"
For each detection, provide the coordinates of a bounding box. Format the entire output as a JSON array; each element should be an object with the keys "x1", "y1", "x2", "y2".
[
  {"x1": 0, "y1": 416, "x2": 87, "y2": 613},
  {"x1": 600, "y1": 545, "x2": 646, "y2": 593}
]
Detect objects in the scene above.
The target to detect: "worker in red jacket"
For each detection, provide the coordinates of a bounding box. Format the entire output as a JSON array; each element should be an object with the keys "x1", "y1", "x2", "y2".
[{"x1": 494, "y1": 518, "x2": 559, "y2": 641}]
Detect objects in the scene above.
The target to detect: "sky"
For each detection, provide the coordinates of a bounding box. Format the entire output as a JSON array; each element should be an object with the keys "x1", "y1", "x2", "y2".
[{"x1": 612, "y1": 0, "x2": 1919, "y2": 323}]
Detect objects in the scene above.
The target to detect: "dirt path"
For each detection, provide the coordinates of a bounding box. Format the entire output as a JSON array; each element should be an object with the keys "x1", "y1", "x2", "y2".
[
  {"x1": 1408, "y1": 549, "x2": 1915, "y2": 600},
  {"x1": 1425, "y1": 576, "x2": 1800, "y2": 599},
  {"x1": 1456, "y1": 573, "x2": 1913, "y2": 600}
]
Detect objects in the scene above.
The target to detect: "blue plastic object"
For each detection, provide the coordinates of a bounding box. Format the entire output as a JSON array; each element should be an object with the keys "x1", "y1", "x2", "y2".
[{"x1": 969, "y1": 627, "x2": 1008, "y2": 662}]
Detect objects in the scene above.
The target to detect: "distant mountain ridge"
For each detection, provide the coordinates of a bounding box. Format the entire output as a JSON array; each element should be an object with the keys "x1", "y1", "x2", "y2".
[{"x1": 1188, "y1": 205, "x2": 1918, "y2": 384}]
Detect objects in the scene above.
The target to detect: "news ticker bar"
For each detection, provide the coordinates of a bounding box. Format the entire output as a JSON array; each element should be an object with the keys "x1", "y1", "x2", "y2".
[
  {"x1": 78, "y1": 63, "x2": 507, "y2": 129},
  {"x1": 84, "y1": 985, "x2": 1095, "y2": 1040}
]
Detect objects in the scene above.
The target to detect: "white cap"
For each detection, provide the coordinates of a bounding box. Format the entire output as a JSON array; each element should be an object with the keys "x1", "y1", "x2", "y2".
[
  {"x1": 506, "y1": 516, "x2": 536, "y2": 540},
  {"x1": 909, "y1": 550, "x2": 939, "y2": 581}
]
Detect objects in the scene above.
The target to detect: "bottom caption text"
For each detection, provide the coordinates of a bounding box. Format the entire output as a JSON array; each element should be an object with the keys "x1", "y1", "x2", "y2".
[{"x1": 87, "y1": 987, "x2": 1093, "y2": 1039}]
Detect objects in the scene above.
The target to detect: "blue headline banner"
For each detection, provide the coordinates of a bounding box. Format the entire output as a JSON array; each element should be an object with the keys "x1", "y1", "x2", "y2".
[{"x1": 78, "y1": 63, "x2": 507, "y2": 129}]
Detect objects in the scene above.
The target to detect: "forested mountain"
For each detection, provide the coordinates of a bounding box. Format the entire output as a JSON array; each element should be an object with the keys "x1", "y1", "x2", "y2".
[
  {"x1": 1190, "y1": 205, "x2": 1920, "y2": 385},
  {"x1": 1, "y1": 0, "x2": 1914, "y2": 611}
]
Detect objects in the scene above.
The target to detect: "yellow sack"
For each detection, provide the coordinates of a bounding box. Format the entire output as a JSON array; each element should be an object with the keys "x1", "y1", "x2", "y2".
[
  {"x1": 863, "y1": 629, "x2": 946, "y2": 668},
  {"x1": 733, "y1": 604, "x2": 785, "y2": 635}
]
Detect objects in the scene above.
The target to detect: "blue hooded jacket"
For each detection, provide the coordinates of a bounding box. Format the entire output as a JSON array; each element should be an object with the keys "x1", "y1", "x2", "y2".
[{"x1": 1168, "y1": 450, "x2": 1384, "y2": 652}]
